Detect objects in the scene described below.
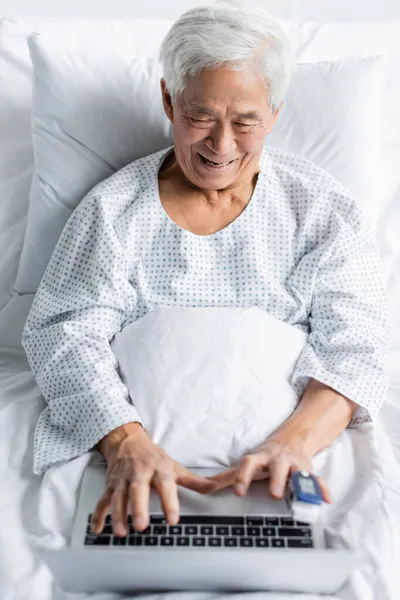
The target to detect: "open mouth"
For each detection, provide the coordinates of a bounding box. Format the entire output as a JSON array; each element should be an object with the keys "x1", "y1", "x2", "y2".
[{"x1": 198, "y1": 153, "x2": 237, "y2": 168}]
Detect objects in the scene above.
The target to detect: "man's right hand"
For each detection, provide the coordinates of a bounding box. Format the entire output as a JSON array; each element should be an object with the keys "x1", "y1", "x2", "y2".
[{"x1": 90, "y1": 423, "x2": 218, "y2": 537}]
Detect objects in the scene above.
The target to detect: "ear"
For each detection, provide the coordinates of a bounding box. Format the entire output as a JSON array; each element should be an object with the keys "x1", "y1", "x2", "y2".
[
  {"x1": 160, "y1": 78, "x2": 174, "y2": 123},
  {"x1": 267, "y1": 101, "x2": 283, "y2": 134},
  {"x1": 272, "y1": 101, "x2": 283, "y2": 123}
]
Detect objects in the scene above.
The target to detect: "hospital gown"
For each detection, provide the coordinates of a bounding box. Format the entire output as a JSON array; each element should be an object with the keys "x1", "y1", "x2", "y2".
[{"x1": 21, "y1": 145, "x2": 390, "y2": 476}]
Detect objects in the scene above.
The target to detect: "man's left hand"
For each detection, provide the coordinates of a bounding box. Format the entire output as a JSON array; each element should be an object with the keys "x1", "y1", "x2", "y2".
[{"x1": 206, "y1": 430, "x2": 332, "y2": 503}]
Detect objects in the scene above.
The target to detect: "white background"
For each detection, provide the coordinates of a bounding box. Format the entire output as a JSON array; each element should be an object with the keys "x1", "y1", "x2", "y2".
[{"x1": 1, "y1": 0, "x2": 400, "y2": 21}]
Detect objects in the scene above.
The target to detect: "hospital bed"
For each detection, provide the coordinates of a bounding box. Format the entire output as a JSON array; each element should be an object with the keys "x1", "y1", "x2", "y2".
[{"x1": 1, "y1": 1, "x2": 400, "y2": 599}]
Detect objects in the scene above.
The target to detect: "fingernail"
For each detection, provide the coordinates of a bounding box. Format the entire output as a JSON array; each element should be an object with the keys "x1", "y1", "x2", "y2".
[
  {"x1": 116, "y1": 524, "x2": 126, "y2": 536},
  {"x1": 271, "y1": 485, "x2": 281, "y2": 497},
  {"x1": 235, "y1": 484, "x2": 246, "y2": 495},
  {"x1": 169, "y1": 512, "x2": 179, "y2": 525}
]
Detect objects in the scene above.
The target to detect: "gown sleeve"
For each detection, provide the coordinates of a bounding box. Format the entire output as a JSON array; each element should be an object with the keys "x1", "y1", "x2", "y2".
[
  {"x1": 21, "y1": 190, "x2": 143, "y2": 476},
  {"x1": 290, "y1": 190, "x2": 390, "y2": 426}
]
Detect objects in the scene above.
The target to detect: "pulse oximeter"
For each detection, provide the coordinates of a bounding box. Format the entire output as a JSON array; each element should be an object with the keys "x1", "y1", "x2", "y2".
[{"x1": 286, "y1": 470, "x2": 323, "y2": 524}]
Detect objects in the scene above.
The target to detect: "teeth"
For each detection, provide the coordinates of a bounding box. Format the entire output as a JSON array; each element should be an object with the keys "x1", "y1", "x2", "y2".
[{"x1": 203, "y1": 155, "x2": 231, "y2": 167}]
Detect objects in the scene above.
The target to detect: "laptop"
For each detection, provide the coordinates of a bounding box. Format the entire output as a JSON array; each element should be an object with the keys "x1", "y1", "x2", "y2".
[{"x1": 38, "y1": 454, "x2": 363, "y2": 594}]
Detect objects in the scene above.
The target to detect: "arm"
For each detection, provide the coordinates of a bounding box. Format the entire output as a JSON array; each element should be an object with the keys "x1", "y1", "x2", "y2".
[
  {"x1": 21, "y1": 190, "x2": 142, "y2": 476},
  {"x1": 290, "y1": 191, "x2": 390, "y2": 427},
  {"x1": 209, "y1": 190, "x2": 390, "y2": 500},
  {"x1": 272, "y1": 377, "x2": 359, "y2": 457},
  {"x1": 267, "y1": 191, "x2": 390, "y2": 492}
]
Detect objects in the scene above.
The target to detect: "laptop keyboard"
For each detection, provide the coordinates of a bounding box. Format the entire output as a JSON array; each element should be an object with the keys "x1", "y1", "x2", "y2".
[{"x1": 84, "y1": 514, "x2": 314, "y2": 549}]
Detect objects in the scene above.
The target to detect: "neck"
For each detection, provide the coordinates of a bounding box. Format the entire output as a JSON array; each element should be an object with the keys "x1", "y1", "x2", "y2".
[
  {"x1": 196, "y1": 174, "x2": 259, "y2": 209},
  {"x1": 160, "y1": 150, "x2": 259, "y2": 209}
]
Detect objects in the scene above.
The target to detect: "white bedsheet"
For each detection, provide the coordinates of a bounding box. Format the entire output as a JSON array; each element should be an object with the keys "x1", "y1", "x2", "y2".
[{"x1": 0, "y1": 295, "x2": 400, "y2": 600}]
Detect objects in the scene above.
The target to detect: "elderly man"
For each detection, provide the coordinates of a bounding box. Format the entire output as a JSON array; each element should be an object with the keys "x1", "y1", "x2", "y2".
[{"x1": 22, "y1": 1, "x2": 389, "y2": 540}]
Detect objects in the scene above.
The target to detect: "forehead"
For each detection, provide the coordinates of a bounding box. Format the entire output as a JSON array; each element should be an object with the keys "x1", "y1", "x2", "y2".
[{"x1": 179, "y1": 68, "x2": 270, "y2": 116}]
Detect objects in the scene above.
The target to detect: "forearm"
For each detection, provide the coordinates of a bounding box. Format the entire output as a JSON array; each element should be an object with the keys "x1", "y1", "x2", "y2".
[{"x1": 273, "y1": 378, "x2": 359, "y2": 456}]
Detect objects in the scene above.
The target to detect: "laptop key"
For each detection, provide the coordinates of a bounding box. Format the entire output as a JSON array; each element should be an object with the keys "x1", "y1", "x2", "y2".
[
  {"x1": 232, "y1": 527, "x2": 245, "y2": 536},
  {"x1": 246, "y1": 517, "x2": 263, "y2": 526},
  {"x1": 185, "y1": 526, "x2": 198, "y2": 535},
  {"x1": 153, "y1": 526, "x2": 167, "y2": 535},
  {"x1": 224, "y1": 538, "x2": 238, "y2": 547},
  {"x1": 177, "y1": 537, "x2": 190, "y2": 546},
  {"x1": 263, "y1": 527, "x2": 276, "y2": 537},
  {"x1": 264, "y1": 517, "x2": 279, "y2": 526},
  {"x1": 85, "y1": 535, "x2": 111, "y2": 546},
  {"x1": 169, "y1": 526, "x2": 182, "y2": 535},
  {"x1": 256, "y1": 538, "x2": 269, "y2": 547},
  {"x1": 271, "y1": 538, "x2": 285, "y2": 548},
  {"x1": 287, "y1": 538, "x2": 314, "y2": 548},
  {"x1": 240, "y1": 538, "x2": 254, "y2": 547},
  {"x1": 160, "y1": 537, "x2": 174, "y2": 546},
  {"x1": 144, "y1": 536, "x2": 158, "y2": 546},
  {"x1": 193, "y1": 537, "x2": 206, "y2": 546},
  {"x1": 113, "y1": 536, "x2": 127, "y2": 546},
  {"x1": 216, "y1": 526, "x2": 229, "y2": 536},
  {"x1": 280, "y1": 517, "x2": 295, "y2": 526},
  {"x1": 128, "y1": 536, "x2": 143, "y2": 546},
  {"x1": 278, "y1": 527, "x2": 312, "y2": 538},
  {"x1": 200, "y1": 526, "x2": 214, "y2": 536},
  {"x1": 208, "y1": 537, "x2": 221, "y2": 547},
  {"x1": 247, "y1": 527, "x2": 261, "y2": 536}
]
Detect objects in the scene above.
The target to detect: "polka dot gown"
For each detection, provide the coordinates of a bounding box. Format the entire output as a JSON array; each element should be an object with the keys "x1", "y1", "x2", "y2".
[{"x1": 21, "y1": 145, "x2": 390, "y2": 476}]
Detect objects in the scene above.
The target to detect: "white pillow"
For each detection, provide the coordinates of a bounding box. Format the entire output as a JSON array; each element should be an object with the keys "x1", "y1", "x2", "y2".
[
  {"x1": 12, "y1": 25, "x2": 383, "y2": 293},
  {"x1": 0, "y1": 17, "x2": 173, "y2": 309},
  {"x1": 110, "y1": 305, "x2": 308, "y2": 467},
  {"x1": 0, "y1": 19, "x2": 37, "y2": 311},
  {"x1": 267, "y1": 57, "x2": 382, "y2": 217},
  {"x1": 281, "y1": 19, "x2": 400, "y2": 233}
]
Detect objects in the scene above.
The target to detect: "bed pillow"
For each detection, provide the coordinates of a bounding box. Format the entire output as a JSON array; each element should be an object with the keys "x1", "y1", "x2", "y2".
[
  {"x1": 13, "y1": 28, "x2": 383, "y2": 293},
  {"x1": 0, "y1": 17, "x2": 173, "y2": 308},
  {"x1": 281, "y1": 19, "x2": 400, "y2": 238},
  {"x1": 0, "y1": 19, "x2": 38, "y2": 312}
]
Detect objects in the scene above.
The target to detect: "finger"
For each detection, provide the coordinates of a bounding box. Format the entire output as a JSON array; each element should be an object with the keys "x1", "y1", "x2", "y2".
[
  {"x1": 269, "y1": 460, "x2": 291, "y2": 499},
  {"x1": 316, "y1": 476, "x2": 333, "y2": 504},
  {"x1": 111, "y1": 482, "x2": 129, "y2": 537},
  {"x1": 153, "y1": 475, "x2": 180, "y2": 525},
  {"x1": 204, "y1": 467, "x2": 238, "y2": 491},
  {"x1": 235, "y1": 455, "x2": 265, "y2": 495},
  {"x1": 129, "y1": 473, "x2": 151, "y2": 532},
  {"x1": 177, "y1": 467, "x2": 221, "y2": 494},
  {"x1": 91, "y1": 488, "x2": 113, "y2": 534}
]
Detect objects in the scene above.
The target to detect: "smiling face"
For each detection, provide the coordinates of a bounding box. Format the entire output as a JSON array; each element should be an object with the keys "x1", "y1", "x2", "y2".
[{"x1": 161, "y1": 67, "x2": 281, "y2": 191}]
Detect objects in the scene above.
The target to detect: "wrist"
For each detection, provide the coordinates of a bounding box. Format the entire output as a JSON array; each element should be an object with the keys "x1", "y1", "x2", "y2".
[
  {"x1": 97, "y1": 422, "x2": 145, "y2": 461},
  {"x1": 270, "y1": 422, "x2": 315, "y2": 458},
  {"x1": 274, "y1": 378, "x2": 356, "y2": 457}
]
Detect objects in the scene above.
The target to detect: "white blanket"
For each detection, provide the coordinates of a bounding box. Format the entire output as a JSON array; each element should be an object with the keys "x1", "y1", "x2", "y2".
[{"x1": 0, "y1": 303, "x2": 400, "y2": 600}]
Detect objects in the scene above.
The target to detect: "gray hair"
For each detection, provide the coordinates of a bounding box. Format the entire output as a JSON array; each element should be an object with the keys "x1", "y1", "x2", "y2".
[{"x1": 158, "y1": 0, "x2": 294, "y2": 114}]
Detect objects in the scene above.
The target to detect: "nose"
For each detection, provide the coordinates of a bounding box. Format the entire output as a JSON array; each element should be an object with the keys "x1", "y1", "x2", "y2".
[{"x1": 206, "y1": 121, "x2": 236, "y2": 156}]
